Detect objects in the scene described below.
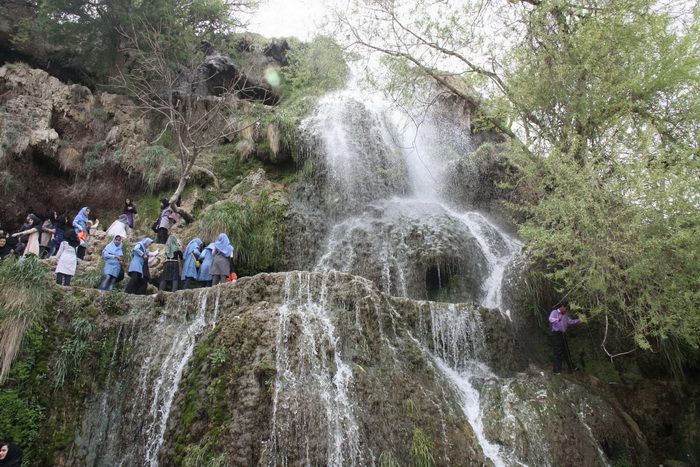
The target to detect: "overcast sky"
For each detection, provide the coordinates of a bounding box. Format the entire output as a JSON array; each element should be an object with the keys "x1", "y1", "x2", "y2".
[{"x1": 248, "y1": 0, "x2": 336, "y2": 40}]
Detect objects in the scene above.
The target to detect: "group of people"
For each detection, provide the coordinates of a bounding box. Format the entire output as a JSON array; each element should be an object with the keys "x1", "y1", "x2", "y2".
[
  {"x1": 97, "y1": 198, "x2": 237, "y2": 295},
  {"x1": 117, "y1": 233, "x2": 236, "y2": 295},
  {"x1": 0, "y1": 204, "x2": 105, "y2": 285},
  {"x1": 47, "y1": 200, "x2": 135, "y2": 286},
  {"x1": 1, "y1": 197, "x2": 239, "y2": 294}
]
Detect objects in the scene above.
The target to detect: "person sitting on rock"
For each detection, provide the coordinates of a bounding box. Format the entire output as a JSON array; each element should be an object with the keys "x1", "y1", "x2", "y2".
[{"x1": 0, "y1": 235, "x2": 14, "y2": 260}]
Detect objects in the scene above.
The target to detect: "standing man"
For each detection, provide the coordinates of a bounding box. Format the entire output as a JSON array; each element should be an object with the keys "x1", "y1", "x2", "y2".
[{"x1": 549, "y1": 299, "x2": 582, "y2": 374}]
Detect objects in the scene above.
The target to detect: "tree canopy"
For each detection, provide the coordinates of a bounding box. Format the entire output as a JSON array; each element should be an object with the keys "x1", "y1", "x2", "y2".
[{"x1": 28, "y1": 0, "x2": 254, "y2": 82}]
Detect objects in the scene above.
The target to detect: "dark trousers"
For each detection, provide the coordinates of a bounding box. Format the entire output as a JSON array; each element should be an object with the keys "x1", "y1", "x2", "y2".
[
  {"x1": 98, "y1": 274, "x2": 117, "y2": 291},
  {"x1": 212, "y1": 274, "x2": 227, "y2": 285},
  {"x1": 552, "y1": 331, "x2": 576, "y2": 373},
  {"x1": 182, "y1": 277, "x2": 197, "y2": 289},
  {"x1": 156, "y1": 227, "x2": 168, "y2": 244},
  {"x1": 198, "y1": 280, "x2": 212, "y2": 288},
  {"x1": 125, "y1": 272, "x2": 149, "y2": 295},
  {"x1": 159, "y1": 279, "x2": 179, "y2": 292},
  {"x1": 56, "y1": 273, "x2": 72, "y2": 286}
]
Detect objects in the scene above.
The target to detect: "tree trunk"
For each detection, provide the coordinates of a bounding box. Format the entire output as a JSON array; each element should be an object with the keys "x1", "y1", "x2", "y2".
[{"x1": 169, "y1": 171, "x2": 195, "y2": 224}]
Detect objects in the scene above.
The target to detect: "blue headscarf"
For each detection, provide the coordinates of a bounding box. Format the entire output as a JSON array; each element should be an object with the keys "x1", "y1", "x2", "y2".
[
  {"x1": 137, "y1": 237, "x2": 153, "y2": 251},
  {"x1": 213, "y1": 233, "x2": 233, "y2": 257},
  {"x1": 73, "y1": 207, "x2": 90, "y2": 232},
  {"x1": 103, "y1": 236, "x2": 123, "y2": 257},
  {"x1": 184, "y1": 238, "x2": 203, "y2": 257}
]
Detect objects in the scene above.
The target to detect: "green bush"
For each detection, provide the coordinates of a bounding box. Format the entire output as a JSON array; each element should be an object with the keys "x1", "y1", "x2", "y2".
[{"x1": 197, "y1": 192, "x2": 286, "y2": 276}]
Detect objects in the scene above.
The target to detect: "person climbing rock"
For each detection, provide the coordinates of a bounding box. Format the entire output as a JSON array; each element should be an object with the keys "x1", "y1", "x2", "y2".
[{"x1": 548, "y1": 299, "x2": 582, "y2": 374}]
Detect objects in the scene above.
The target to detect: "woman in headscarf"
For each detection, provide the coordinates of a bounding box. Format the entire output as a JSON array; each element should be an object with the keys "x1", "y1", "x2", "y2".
[
  {"x1": 210, "y1": 233, "x2": 234, "y2": 286},
  {"x1": 155, "y1": 199, "x2": 176, "y2": 244},
  {"x1": 0, "y1": 235, "x2": 13, "y2": 260},
  {"x1": 159, "y1": 234, "x2": 183, "y2": 292},
  {"x1": 125, "y1": 237, "x2": 153, "y2": 295},
  {"x1": 11, "y1": 214, "x2": 42, "y2": 257},
  {"x1": 48, "y1": 215, "x2": 67, "y2": 257},
  {"x1": 181, "y1": 237, "x2": 203, "y2": 290},
  {"x1": 40, "y1": 211, "x2": 57, "y2": 258},
  {"x1": 98, "y1": 235, "x2": 124, "y2": 291},
  {"x1": 123, "y1": 198, "x2": 138, "y2": 229},
  {"x1": 197, "y1": 242, "x2": 216, "y2": 287},
  {"x1": 55, "y1": 229, "x2": 80, "y2": 286},
  {"x1": 106, "y1": 214, "x2": 130, "y2": 238},
  {"x1": 72, "y1": 207, "x2": 90, "y2": 260},
  {"x1": 0, "y1": 441, "x2": 23, "y2": 466}
]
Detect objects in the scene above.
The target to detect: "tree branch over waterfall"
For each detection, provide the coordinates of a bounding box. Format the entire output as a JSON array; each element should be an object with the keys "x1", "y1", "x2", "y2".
[{"x1": 335, "y1": 0, "x2": 700, "y2": 369}]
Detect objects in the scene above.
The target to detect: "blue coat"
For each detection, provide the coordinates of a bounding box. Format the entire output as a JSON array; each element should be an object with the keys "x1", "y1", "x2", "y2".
[
  {"x1": 197, "y1": 245, "x2": 215, "y2": 281},
  {"x1": 102, "y1": 239, "x2": 123, "y2": 277},
  {"x1": 128, "y1": 239, "x2": 153, "y2": 275},
  {"x1": 181, "y1": 238, "x2": 203, "y2": 280}
]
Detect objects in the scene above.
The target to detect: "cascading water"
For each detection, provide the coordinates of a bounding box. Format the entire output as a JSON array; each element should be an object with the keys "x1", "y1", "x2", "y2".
[
  {"x1": 56, "y1": 82, "x2": 638, "y2": 467},
  {"x1": 67, "y1": 288, "x2": 221, "y2": 466},
  {"x1": 305, "y1": 89, "x2": 522, "y2": 309},
  {"x1": 266, "y1": 272, "x2": 364, "y2": 465},
  {"x1": 297, "y1": 87, "x2": 522, "y2": 465}
]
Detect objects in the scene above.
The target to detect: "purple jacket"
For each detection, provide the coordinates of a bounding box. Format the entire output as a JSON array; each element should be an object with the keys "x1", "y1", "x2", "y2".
[{"x1": 549, "y1": 308, "x2": 581, "y2": 332}]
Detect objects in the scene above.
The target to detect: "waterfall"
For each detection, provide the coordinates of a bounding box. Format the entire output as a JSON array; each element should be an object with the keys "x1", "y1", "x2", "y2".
[
  {"x1": 266, "y1": 272, "x2": 365, "y2": 465},
  {"x1": 68, "y1": 288, "x2": 221, "y2": 466},
  {"x1": 299, "y1": 87, "x2": 524, "y2": 465},
  {"x1": 306, "y1": 89, "x2": 522, "y2": 310}
]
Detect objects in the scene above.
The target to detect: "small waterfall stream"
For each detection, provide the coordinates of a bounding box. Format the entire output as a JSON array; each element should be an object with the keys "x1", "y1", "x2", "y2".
[{"x1": 68, "y1": 288, "x2": 221, "y2": 466}]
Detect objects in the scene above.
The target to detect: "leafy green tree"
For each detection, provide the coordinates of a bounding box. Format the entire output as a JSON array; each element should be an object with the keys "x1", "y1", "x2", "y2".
[
  {"x1": 339, "y1": 0, "x2": 700, "y2": 369},
  {"x1": 281, "y1": 35, "x2": 350, "y2": 100},
  {"x1": 30, "y1": 0, "x2": 254, "y2": 83}
]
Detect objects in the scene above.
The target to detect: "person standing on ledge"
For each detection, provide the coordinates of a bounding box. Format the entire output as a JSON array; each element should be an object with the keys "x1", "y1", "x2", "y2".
[{"x1": 549, "y1": 299, "x2": 582, "y2": 374}]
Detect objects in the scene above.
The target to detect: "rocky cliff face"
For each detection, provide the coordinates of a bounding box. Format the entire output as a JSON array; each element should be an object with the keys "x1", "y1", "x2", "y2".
[
  {"x1": 0, "y1": 63, "x2": 163, "y2": 228},
  {"x1": 6, "y1": 271, "x2": 647, "y2": 466},
  {"x1": 0, "y1": 38, "x2": 285, "y2": 229}
]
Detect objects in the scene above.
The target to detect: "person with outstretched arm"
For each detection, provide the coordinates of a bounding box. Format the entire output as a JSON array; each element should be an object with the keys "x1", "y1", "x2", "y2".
[{"x1": 549, "y1": 299, "x2": 582, "y2": 374}]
